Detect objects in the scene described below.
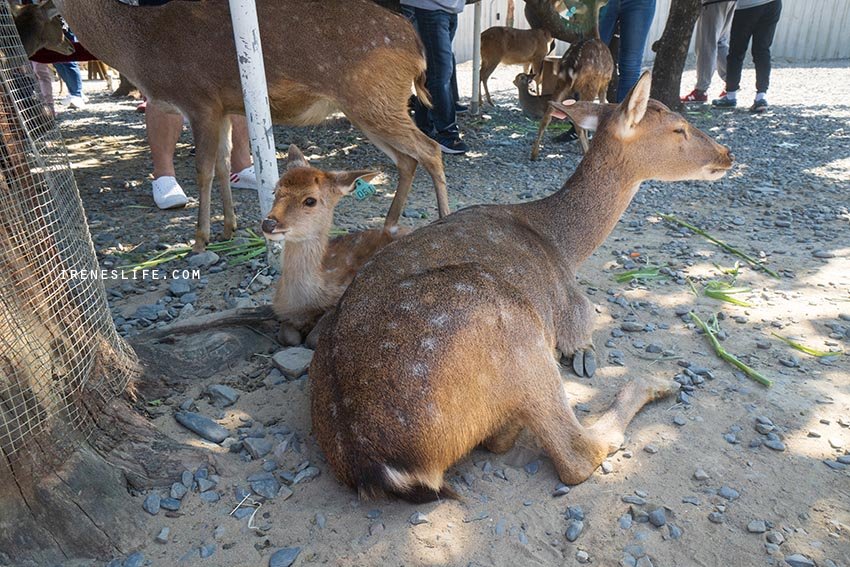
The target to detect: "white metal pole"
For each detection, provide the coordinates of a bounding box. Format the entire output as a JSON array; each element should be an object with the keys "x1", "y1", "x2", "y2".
[
  {"x1": 228, "y1": 0, "x2": 278, "y2": 219},
  {"x1": 470, "y1": 1, "x2": 482, "y2": 115}
]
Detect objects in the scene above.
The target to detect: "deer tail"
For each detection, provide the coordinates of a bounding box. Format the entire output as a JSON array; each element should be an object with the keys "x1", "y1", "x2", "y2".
[{"x1": 414, "y1": 71, "x2": 433, "y2": 109}]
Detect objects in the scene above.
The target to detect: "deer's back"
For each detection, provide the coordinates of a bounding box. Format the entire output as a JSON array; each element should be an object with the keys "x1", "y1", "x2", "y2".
[{"x1": 482, "y1": 27, "x2": 549, "y2": 63}]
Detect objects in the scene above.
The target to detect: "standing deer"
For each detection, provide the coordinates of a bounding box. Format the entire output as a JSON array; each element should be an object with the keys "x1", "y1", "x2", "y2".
[
  {"x1": 53, "y1": 0, "x2": 448, "y2": 251},
  {"x1": 479, "y1": 26, "x2": 553, "y2": 106},
  {"x1": 262, "y1": 145, "x2": 409, "y2": 346},
  {"x1": 513, "y1": 72, "x2": 553, "y2": 120},
  {"x1": 311, "y1": 73, "x2": 735, "y2": 502}
]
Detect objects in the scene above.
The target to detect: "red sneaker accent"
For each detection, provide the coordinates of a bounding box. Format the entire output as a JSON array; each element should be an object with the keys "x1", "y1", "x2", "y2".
[{"x1": 681, "y1": 89, "x2": 708, "y2": 103}]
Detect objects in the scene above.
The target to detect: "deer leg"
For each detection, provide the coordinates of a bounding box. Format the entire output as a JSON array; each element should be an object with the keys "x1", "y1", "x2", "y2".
[
  {"x1": 530, "y1": 84, "x2": 573, "y2": 161},
  {"x1": 556, "y1": 285, "x2": 596, "y2": 377},
  {"x1": 577, "y1": 127, "x2": 590, "y2": 154},
  {"x1": 480, "y1": 62, "x2": 498, "y2": 106},
  {"x1": 188, "y1": 114, "x2": 224, "y2": 252},
  {"x1": 482, "y1": 421, "x2": 523, "y2": 454},
  {"x1": 214, "y1": 117, "x2": 236, "y2": 239},
  {"x1": 528, "y1": 364, "x2": 679, "y2": 485}
]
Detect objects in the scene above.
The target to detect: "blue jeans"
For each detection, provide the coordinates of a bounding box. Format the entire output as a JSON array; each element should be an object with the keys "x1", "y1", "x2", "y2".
[
  {"x1": 599, "y1": 0, "x2": 656, "y2": 102},
  {"x1": 401, "y1": 7, "x2": 458, "y2": 137},
  {"x1": 54, "y1": 62, "x2": 83, "y2": 98}
]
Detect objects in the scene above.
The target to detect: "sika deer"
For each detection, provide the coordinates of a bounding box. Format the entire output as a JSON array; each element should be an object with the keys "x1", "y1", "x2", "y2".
[
  {"x1": 480, "y1": 26, "x2": 553, "y2": 106},
  {"x1": 54, "y1": 0, "x2": 448, "y2": 251},
  {"x1": 514, "y1": 72, "x2": 553, "y2": 120},
  {"x1": 10, "y1": 0, "x2": 73, "y2": 57},
  {"x1": 262, "y1": 146, "x2": 409, "y2": 346},
  {"x1": 312, "y1": 73, "x2": 734, "y2": 502}
]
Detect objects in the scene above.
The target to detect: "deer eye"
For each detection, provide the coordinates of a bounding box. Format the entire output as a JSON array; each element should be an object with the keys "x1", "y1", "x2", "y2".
[
  {"x1": 674, "y1": 127, "x2": 686, "y2": 135},
  {"x1": 303, "y1": 197, "x2": 317, "y2": 207}
]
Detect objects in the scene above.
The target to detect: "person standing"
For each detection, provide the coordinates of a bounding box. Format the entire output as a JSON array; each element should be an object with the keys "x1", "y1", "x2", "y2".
[
  {"x1": 681, "y1": 0, "x2": 737, "y2": 103},
  {"x1": 598, "y1": 0, "x2": 657, "y2": 103},
  {"x1": 400, "y1": 0, "x2": 469, "y2": 154},
  {"x1": 712, "y1": 0, "x2": 782, "y2": 113}
]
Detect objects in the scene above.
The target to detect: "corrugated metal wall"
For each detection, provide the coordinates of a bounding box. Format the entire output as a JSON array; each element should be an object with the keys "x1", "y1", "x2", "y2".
[{"x1": 454, "y1": 0, "x2": 850, "y2": 64}]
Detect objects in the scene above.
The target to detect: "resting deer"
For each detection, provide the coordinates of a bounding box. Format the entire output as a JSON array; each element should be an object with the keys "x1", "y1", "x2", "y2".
[
  {"x1": 530, "y1": 4, "x2": 613, "y2": 157},
  {"x1": 54, "y1": 0, "x2": 448, "y2": 251},
  {"x1": 262, "y1": 146, "x2": 409, "y2": 346},
  {"x1": 311, "y1": 73, "x2": 735, "y2": 502},
  {"x1": 10, "y1": 0, "x2": 73, "y2": 57},
  {"x1": 513, "y1": 72, "x2": 553, "y2": 120},
  {"x1": 480, "y1": 26, "x2": 553, "y2": 106}
]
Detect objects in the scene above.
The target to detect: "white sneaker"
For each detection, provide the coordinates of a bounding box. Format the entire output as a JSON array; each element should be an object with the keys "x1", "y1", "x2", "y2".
[
  {"x1": 63, "y1": 95, "x2": 87, "y2": 109},
  {"x1": 230, "y1": 165, "x2": 257, "y2": 190},
  {"x1": 152, "y1": 176, "x2": 188, "y2": 209}
]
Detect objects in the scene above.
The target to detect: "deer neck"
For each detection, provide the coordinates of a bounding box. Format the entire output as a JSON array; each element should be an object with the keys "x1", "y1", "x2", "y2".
[
  {"x1": 280, "y1": 234, "x2": 330, "y2": 296},
  {"x1": 526, "y1": 147, "x2": 643, "y2": 268}
]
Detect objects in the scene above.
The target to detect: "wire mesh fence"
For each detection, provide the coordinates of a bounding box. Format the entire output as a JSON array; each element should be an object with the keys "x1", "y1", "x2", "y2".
[{"x1": 0, "y1": 3, "x2": 137, "y2": 473}]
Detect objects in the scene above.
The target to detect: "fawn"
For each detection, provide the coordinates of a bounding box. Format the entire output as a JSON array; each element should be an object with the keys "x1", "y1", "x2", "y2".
[
  {"x1": 513, "y1": 72, "x2": 554, "y2": 120},
  {"x1": 55, "y1": 0, "x2": 448, "y2": 251},
  {"x1": 262, "y1": 146, "x2": 409, "y2": 346},
  {"x1": 480, "y1": 26, "x2": 553, "y2": 106},
  {"x1": 311, "y1": 73, "x2": 734, "y2": 502}
]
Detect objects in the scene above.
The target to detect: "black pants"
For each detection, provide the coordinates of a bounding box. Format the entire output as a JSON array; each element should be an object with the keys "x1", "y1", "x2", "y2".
[{"x1": 725, "y1": 0, "x2": 782, "y2": 94}]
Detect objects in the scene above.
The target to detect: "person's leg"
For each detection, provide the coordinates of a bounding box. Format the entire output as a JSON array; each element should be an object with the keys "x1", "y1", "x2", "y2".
[
  {"x1": 414, "y1": 9, "x2": 458, "y2": 138},
  {"x1": 31, "y1": 62, "x2": 55, "y2": 117},
  {"x1": 54, "y1": 62, "x2": 83, "y2": 99},
  {"x1": 750, "y1": 0, "x2": 781, "y2": 97},
  {"x1": 720, "y1": 6, "x2": 759, "y2": 100},
  {"x1": 694, "y1": 4, "x2": 724, "y2": 93},
  {"x1": 147, "y1": 100, "x2": 188, "y2": 209},
  {"x1": 229, "y1": 114, "x2": 256, "y2": 189},
  {"x1": 614, "y1": 0, "x2": 656, "y2": 102},
  {"x1": 598, "y1": 0, "x2": 621, "y2": 44},
  {"x1": 715, "y1": 2, "x2": 736, "y2": 86}
]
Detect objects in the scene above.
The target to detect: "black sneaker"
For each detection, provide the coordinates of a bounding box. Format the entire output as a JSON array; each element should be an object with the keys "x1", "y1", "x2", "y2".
[
  {"x1": 552, "y1": 125, "x2": 578, "y2": 143},
  {"x1": 455, "y1": 102, "x2": 469, "y2": 114},
  {"x1": 434, "y1": 134, "x2": 468, "y2": 154},
  {"x1": 749, "y1": 99, "x2": 768, "y2": 113}
]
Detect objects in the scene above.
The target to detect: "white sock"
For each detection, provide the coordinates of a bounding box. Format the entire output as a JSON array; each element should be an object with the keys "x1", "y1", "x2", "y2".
[
  {"x1": 755, "y1": 92, "x2": 766, "y2": 101},
  {"x1": 725, "y1": 90, "x2": 737, "y2": 101}
]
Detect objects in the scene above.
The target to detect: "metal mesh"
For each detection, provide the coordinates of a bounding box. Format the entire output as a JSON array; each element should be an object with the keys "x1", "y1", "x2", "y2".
[{"x1": 0, "y1": 4, "x2": 137, "y2": 470}]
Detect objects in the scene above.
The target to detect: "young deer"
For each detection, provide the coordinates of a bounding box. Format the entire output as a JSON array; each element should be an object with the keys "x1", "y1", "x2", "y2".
[
  {"x1": 480, "y1": 26, "x2": 553, "y2": 106},
  {"x1": 10, "y1": 0, "x2": 73, "y2": 57},
  {"x1": 530, "y1": 5, "x2": 613, "y2": 158},
  {"x1": 311, "y1": 73, "x2": 734, "y2": 502},
  {"x1": 513, "y1": 72, "x2": 553, "y2": 120},
  {"x1": 262, "y1": 146, "x2": 409, "y2": 346},
  {"x1": 54, "y1": 0, "x2": 448, "y2": 251}
]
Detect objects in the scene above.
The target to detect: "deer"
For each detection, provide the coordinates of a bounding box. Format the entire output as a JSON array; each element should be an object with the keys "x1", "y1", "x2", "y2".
[
  {"x1": 480, "y1": 26, "x2": 553, "y2": 106},
  {"x1": 10, "y1": 0, "x2": 74, "y2": 57},
  {"x1": 262, "y1": 145, "x2": 410, "y2": 347},
  {"x1": 53, "y1": 0, "x2": 448, "y2": 252},
  {"x1": 311, "y1": 73, "x2": 735, "y2": 502},
  {"x1": 513, "y1": 72, "x2": 554, "y2": 120},
  {"x1": 530, "y1": 3, "x2": 613, "y2": 158}
]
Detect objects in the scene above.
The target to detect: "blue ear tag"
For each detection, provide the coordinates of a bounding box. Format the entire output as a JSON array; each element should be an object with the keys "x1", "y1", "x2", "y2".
[{"x1": 353, "y1": 178, "x2": 377, "y2": 201}]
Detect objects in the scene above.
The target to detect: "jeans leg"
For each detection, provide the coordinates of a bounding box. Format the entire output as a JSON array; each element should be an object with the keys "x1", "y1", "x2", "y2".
[
  {"x1": 615, "y1": 0, "x2": 656, "y2": 102},
  {"x1": 414, "y1": 9, "x2": 457, "y2": 136},
  {"x1": 724, "y1": 6, "x2": 759, "y2": 93},
  {"x1": 751, "y1": 0, "x2": 781, "y2": 93},
  {"x1": 598, "y1": 0, "x2": 621, "y2": 44},
  {"x1": 54, "y1": 62, "x2": 83, "y2": 98}
]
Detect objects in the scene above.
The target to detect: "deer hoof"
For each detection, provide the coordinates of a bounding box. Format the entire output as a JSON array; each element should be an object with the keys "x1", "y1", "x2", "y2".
[{"x1": 569, "y1": 348, "x2": 596, "y2": 378}]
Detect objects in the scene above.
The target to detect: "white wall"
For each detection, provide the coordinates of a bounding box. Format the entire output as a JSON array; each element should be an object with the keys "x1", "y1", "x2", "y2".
[{"x1": 453, "y1": 0, "x2": 850, "y2": 64}]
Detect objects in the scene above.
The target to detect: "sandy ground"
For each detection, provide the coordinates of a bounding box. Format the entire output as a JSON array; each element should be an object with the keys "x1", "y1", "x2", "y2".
[{"x1": 52, "y1": 58, "x2": 850, "y2": 567}]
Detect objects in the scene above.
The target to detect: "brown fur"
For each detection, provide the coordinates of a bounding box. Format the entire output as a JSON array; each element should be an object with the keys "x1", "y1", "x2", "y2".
[
  {"x1": 531, "y1": 37, "x2": 614, "y2": 157},
  {"x1": 480, "y1": 26, "x2": 553, "y2": 106},
  {"x1": 11, "y1": 0, "x2": 73, "y2": 57},
  {"x1": 54, "y1": 0, "x2": 447, "y2": 251},
  {"x1": 311, "y1": 74, "x2": 735, "y2": 502},
  {"x1": 513, "y1": 72, "x2": 553, "y2": 120},
  {"x1": 263, "y1": 146, "x2": 409, "y2": 345}
]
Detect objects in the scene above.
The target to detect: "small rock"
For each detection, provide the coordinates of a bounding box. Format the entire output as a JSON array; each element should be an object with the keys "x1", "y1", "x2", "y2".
[
  {"x1": 155, "y1": 527, "x2": 170, "y2": 544},
  {"x1": 181, "y1": 470, "x2": 193, "y2": 488},
  {"x1": 316, "y1": 513, "x2": 327, "y2": 529},
  {"x1": 764, "y1": 436, "x2": 787, "y2": 452},
  {"x1": 644, "y1": 444, "x2": 658, "y2": 454},
  {"x1": 199, "y1": 544, "x2": 215, "y2": 559},
  {"x1": 293, "y1": 466, "x2": 320, "y2": 484},
  {"x1": 175, "y1": 411, "x2": 229, "y2": 443},
  {"x1": 244, "y1": 437, "x2": 274, "y2": 459},
  {"x1": 823, "y1": 460, "x2": 847, "y2": 471},
  {"x1": 160, "y1": 497, "x2": 181, "y2": 511},
  {"x1": 250, "y1": 474, "x2": 282, "y2": 499},
  {"x1": 576, "y1": 550, "x2": 590, "y2": 564},
  {"x1": 269, "y1": 547, "x2": 301, "y2": 567},
  {"x1": 272, "y1": 347, "x2": 314, "y2": 378},
  {"x1": 619, "y1": 514, "x2": 633, "y2": 529},
  {"x1": 621, "y1": 322, "x2": 646, "y2": 332},
  {"x1": 693, "y1": 468, "x2": 710, "y2": 481},
  {"x1": 199, "y1": 491, "x2": 220, "y2": 503},
  {"x1": 708, "y1": 512, "x2": 724, "y2": 524},
  {"x1": 784, "y1": 553, "x2": 815, "y2": 567},
  {"x1": 812, "y1": 250, "x2": 835, "y2": 259},
  {"x1": 601, "y1": 460, "x2": 614, "y2": 474},
  {"x1": 636, "y1": 557, "x2": 654, "y2": 567},
  {"x1": 673, "y1": 415, "x2": 686, "y2": 426},
  {"x1": 838, "y1": 454, "x2": 850, "y2": 464},
  {"x1": 197, "y1": 478, "x2": 216, "y2": 493},
  {"x1": 682, "y1": 496, "x2": 700, "y2": 506},
  {"x1": 207, "y1": 384, "x2": 240, "y2": 407},
  {"x1": 409, "y1": 512, "x2": 429, "y2": 525},
  {"x1": 524, "y1": 459, "x2": 540, "y2": 475},
  {"x1": 123, "y1": 552, "x2": 145, "y2": 567},
  {"x1": 667, "y1": 524, "x2": 683, "y2": 539},
  {"x1": 143, "y1": 493, "x2": 160, "y2": 515},
  {"x1": 171, "y1": 482, "x2": 188, "y2": 500},
  {"x1": 567, "y1": 506, "x2": 585, "y2": 521},
  {"x1": 648, "y1": 508, "x2": 667, "y2": 527},
  {"x1": 766, "y1": 531, "x2": 785, "y2": 545},
  {"x1": 747, "y1": 520, "x2": 767, "y2": 533},
  {"x1": 169, "y1": 280, "x2": 192, "y2": 296},
  {"x1": 188, "y1": 250, "x2": 220, "y2": 268},
  {"x1": 366, "y1": 509, "x2": 382, "y2": 520},
  {"x1": 565, "y1": 519, "x2": 584, "y2": 542},
  {"x1": 553, "y1": 483, "x2": 571, "y2": 497},
  {"x1": 718, "y1": 486, "x2": 740, "y2": 501},
  {"x1": 622, "y1": 495, "x2": 646, "y2": 505}
]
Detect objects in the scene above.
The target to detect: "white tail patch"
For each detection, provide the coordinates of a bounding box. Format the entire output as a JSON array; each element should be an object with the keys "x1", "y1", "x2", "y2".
[{"x1": 383, "y1": 465, "x2": 443, "y2": 493}]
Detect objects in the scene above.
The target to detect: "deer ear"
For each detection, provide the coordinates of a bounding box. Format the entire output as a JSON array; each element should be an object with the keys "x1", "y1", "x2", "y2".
[
  {"x1": 286, "y1": 144, "x2": 309, "y2": 170},
  {"x1": 617, "y1": 71, "x2": 652, "y2": 132},
  {"x1": 549, "y1": 100, "x2": 601, "y2": 130},
  {"x1": 330, "y1": 170, "x2": 379, "y2": 196}
]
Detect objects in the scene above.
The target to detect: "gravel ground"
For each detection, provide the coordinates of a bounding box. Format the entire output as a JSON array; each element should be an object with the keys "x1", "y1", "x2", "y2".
[{"x1": 54, "y1": 58, "x2": 850, "y2": 567}]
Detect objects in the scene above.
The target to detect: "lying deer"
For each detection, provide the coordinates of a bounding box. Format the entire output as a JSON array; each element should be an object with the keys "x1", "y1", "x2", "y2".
[
  {"x1": 10, "y1": 0, "x2": 74, "y2": 57},
  {"x1": 513, "y1": 72, "x2": 553, "y2": 120},
  {"x1": 262, "y1": 145, "x2": 409, "y2": 346},
  {"x1": 54, "y1": 0, "x2": 448, "y2": 251},
  {"x1": 312, "y1": 73, "x2": 734, "y2": 502},
  {"x1": 530, "y1": 4, "x2": 613, "y2": 157},
  {"x1": 480, "y1": 26, "x2": 553, "y2": 106}
]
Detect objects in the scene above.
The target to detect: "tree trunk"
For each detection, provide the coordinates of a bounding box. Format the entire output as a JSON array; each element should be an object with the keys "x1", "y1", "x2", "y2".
[
  {"x1": 650, "y1": 0, "x2": 701, "y2": 109},
  {"x1": 524, "y1": 0, "x2": 602, "y2": 44}
]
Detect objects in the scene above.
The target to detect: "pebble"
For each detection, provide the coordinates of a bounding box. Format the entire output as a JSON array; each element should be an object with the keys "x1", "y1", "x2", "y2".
[
  {"x1": 601, "y1": 460, "x2": 614, "y2": 474},
  {"x1": 643, "y1": 444, "x2": 658, "y2": 454},
  {"x1": 272, "y1": 347, "x2": 314, "y2": 378},
  {"x1": 181, "y1": 470, "x2": 193, "y2": 488},
  {"x1": 667, "y1": 524, "x2": 683, "y2": 539},
  {"x1": 188, "y1": 250, "x2": 220, "y2": 268},
  {"x1": 576, "y1": 550, "x2": 590, "y2": 563},
  {"x1": 708, "y1": 512, "x2": 725, "y2": 524},
  {"x1": 823, "y1": 460, "x2": 847, "y2": 471},
  {"x1": 784, "y1": 554, "x2": 815, "y2": 567},
  {"x1": 207, "y1": 384, "x2": 240, "y2": 407},
  {"x1": 269, "y1": 547, "x2": 301, "y2": 567},
  {"x1": 197, "y1": 478, "x2": 216, "y2": 492},
  {"x1": 249, "y1": 473, "x2": 281, "y2": 499},
  {"x1": 175, "y1": 411, "x2": 229, "y2": 443},
  {"x1": 160, "y1": 497, "x2": 181, "y2": 511},
  {"x1": 636, "y1": 557, "x2": 654, "y2": 567},
  {"x1": 693, "y1": 468, "x2": 710, "y2": 481},
  {"x1": 293, "y1": 466, "x2": 320, "y2": 484},
  {"x1": 143, "y1": 493, "x2": 160, "y2": 515},
  {"x1": 199, "y1": 491, "x2": 220, "y2": 503},
  {"x1": 366, "y1": 509, "x2": 382, "y2": 520},
  {"x1": 409, "y1": 512, "x2": 429, "y2": 525},
  {"x1": 622, "y1": 495, "x2": 646, "y2": 506},
  {"x1": 244, "y1": 437, "x2": 274, "y2": 459},
  {"x1": 718, "y1": 486, "x2": 740, "y2": 501},
  {"x1": 747, "y1": 520, "x2": 767, "y2": 533},
  {"x1": 155, "y1": 527, "x2": 170, "y2": 544},
  {"x1": 619, "y1": 514, "x2": 633, "y2": 529},
  {"x1": 199, "y1": 544, "x2": 215, "y2": 559},
  {"x1": 123, "y1": 552, "x2": 144, "y2": 567},
  {"x1": 171, "y1": 482, "x2": 188, "y2": 500},
  {"x1": 724, "y1": 433, "x2": 738, "y2": 444},
  {"x1": 553, "y1": 483, "x2": 571, "y2": 497},
  {"x1": 764, "y1": 434, "x2": 787, "y2": 452},
  {"x1": 838, "y1": 455, "x2": 850, "y2": 464},
  {"x1": 621, "y1": 322, "x2": 646, "y2": 332},
  {"x1": 812, "y1": 250, "x2": 835, "y2": 259},
  {"x1": 682, "y1": 496, "x2": 700, "y2": 506},
  {"x1": 316, "y1": 512, "x2": 327, "y2": 529},
  {"x1": 567, "y1": 506, "x2": 585, "y2": 521},
  {"x1": 524, "y1": 459, "x2": 540, "y2": 475},
  {"x1": 648, "y1": 508, "x2": 666, "y2": 527},
  {"x1": 169, "y1": 280, "x2": 192, "y2": 296},
  {"x1": 673, "y1": 415, "x2": 686, "y2": 426},
  {"x1": 766, "y1": 531, "x2": 785, "y2": 545},
  {"x1": 565, "y1": 519, "x2": 584, "y2": 542}
]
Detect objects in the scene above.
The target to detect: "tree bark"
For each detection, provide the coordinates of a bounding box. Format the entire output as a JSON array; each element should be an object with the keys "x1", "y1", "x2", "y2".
[{"x1": 650, "y1": 0, "x2": 701, "y2": 109}]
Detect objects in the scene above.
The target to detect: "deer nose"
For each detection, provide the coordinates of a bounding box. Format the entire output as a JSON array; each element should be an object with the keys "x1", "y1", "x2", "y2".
[{"x1": 261, "y1": 218, "x2": 278, "y2": 233}]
